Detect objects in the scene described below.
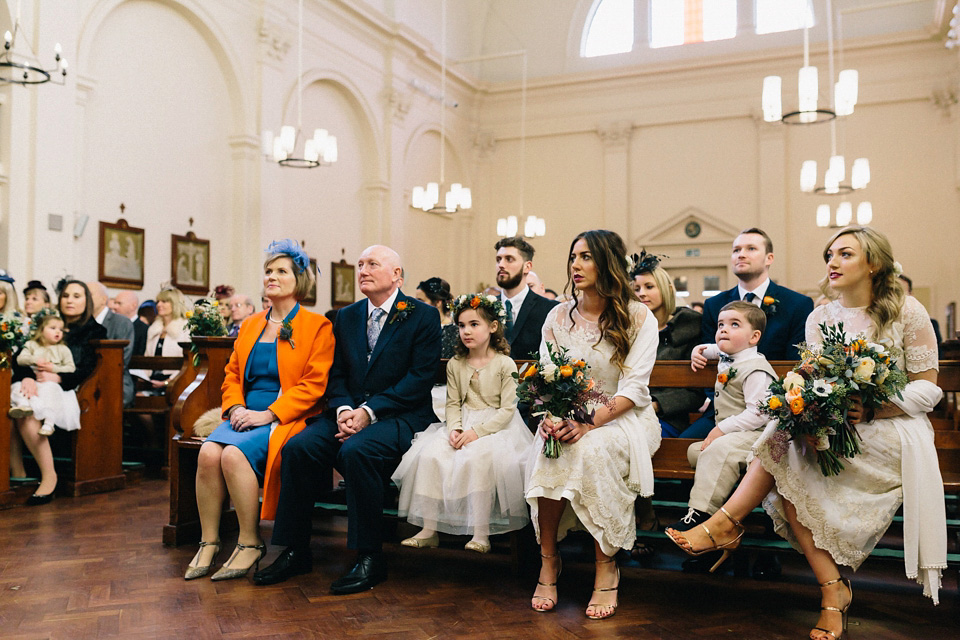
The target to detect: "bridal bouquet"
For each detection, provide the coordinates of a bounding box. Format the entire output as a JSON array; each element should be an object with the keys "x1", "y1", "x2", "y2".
[
  {"x1": 759, "y1": 322, "x2": 908, "y2": 476},
  {"x1": 185, "y1": 298, "x2": 228, "y2": 365},
  {"x1": 0, "y1": 313, "x2": 27, "y2": 369},
  {"x1": 514, "y1": 342, "x2": 610, "y2": 459}
]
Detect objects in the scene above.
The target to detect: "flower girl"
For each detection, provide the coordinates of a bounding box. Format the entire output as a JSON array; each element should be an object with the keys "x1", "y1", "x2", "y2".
[
  {"x1": 10, "y1": 312, "x2": 80, "y2": 435},
  {"x1": 392, "y1": 293, "x2": 533, "y2": 553}
]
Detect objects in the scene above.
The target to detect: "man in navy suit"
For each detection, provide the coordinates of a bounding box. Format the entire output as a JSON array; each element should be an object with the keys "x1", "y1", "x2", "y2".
[
  {"x1": 495, "y1": 236, "x2": 558, "y2": 361},
  {"x1": 254, "y1": 245, "x2": 440, "y2": 593}
]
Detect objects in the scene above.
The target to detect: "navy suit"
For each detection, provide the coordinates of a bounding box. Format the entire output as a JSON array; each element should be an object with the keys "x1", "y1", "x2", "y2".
[
  {"x1": 507, "y1": 290, "x2": 559, "y2": 361},
  {"x1": 271, "y1": 289, "x2": 441, "y2": 553},
  {"x1": 700, "y1": 281, "x2": 813, "y2": 360},
  {"x1": 680, "y1": 281, "x2": 813, "y2": 438}
]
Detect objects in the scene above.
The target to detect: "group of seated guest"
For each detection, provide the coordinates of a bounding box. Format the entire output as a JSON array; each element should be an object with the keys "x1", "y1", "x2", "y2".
[{"x1": 175, "y1": 225, "x2": 943, "y2": 640}]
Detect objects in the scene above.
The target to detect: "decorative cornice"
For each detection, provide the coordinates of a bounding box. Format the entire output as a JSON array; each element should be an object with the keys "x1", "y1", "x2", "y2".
[
  {"x1": 597, "y1": 121, "x2": 633, "y2": 148},
  {"x1": 259, "y1": 19, "x2": 291, "y2": 63},
  {"x1": 387, "y1": 88, "x2": 412, "y2": 123},
  {"x1": 473, "y1": 132, "x2": 497, "y2": 159},
  {"x1": 931, "y1": 87, "x2": 958, "y2": 118}
]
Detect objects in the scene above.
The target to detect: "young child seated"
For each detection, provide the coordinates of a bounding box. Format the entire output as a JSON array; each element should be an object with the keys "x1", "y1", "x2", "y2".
[
  {"x1": 671, "y1": 301, "x2": 776, "y2": 559},
  {"x1": 10, "y1": 312, "x2": 80, "y2": 436},
  {"x1": 391, "y1": 293, "x2": 533, "y2": 553}
]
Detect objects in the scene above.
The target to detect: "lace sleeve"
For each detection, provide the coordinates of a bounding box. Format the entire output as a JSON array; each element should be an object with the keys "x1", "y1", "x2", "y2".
[
  {"x1": 615, "y1": 303, "x2": 656, "y2": 408},
  {"x1": 804, "y1": 305, "x2": 826, "y2": 346},
  {"x1": 901, "y1": 296, "x2": 939, "y2": 373},
  {"x1": 538, "y1": 302, "x2": 563, "y2": 364}
]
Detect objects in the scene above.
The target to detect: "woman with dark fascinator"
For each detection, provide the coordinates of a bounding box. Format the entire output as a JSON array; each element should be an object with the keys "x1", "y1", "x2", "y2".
[
  {"x1": 629, "y1": 251, "x2": 705, "y2": 438},
  {"x1": 186, "y1": 240, "x2": 334, "y2": 582},
  {"x1": 415, "y1": 277, "x2": 457, "y2": 359}
]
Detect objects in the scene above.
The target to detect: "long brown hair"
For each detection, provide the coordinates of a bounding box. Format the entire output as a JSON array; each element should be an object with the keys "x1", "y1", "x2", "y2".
[
  {"x1": 565, "y1": 230, "x2": 637, "y2": 369},
  {"x1": 818, "y1": 225, "x2": 904, "y2": 337}
]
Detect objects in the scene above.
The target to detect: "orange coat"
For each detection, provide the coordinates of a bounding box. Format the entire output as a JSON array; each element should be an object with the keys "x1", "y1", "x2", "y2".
[{"x1": 221, "y1": 307, "x2": 335, "y2": 519}]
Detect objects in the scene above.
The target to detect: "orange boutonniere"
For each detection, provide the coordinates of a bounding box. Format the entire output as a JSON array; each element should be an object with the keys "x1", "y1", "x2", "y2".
[
  {"x1": 389, "y1": 300, "x2": 415, "y2": 324},
  {"x1": 717, "y1": 367, "x2": 737, "y2": 392},
  {"x1": 761, "y1": 295, "x2": 780, "y2": 317}
]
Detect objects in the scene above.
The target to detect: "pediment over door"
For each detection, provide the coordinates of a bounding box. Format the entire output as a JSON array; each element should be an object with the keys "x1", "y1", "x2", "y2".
[{"x1": 633, "y1": 208, "x2": 739, "y2": 270}]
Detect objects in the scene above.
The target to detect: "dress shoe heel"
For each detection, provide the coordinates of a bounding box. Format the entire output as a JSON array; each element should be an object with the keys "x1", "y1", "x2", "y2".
[
  {"x1": 330, "y1": 552, "x2": 387, "y2": 595},
  {"x1": 211, "y1": 541, "x2": 266, "y2": 581},
  {"x1": 184, "y1": 540, "x2": 221, "y2": 580},
  {"x1": 252, "y1": 547, "x2": 313, "y2": 586}
]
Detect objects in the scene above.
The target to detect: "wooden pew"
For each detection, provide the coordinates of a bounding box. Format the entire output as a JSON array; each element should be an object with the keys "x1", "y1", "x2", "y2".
[
  {"x1": 163, "y1": 337, "x2": 235, "y2": 546},
  {"x1": 124, "y1": 353, "x2": 192, "y2": 474},
  {"x1": 61, "y1": 339, "x2": 128, "y2": 496},
  {"x1": 0, "y1": 368, "x2": 15, "y2": 508}
]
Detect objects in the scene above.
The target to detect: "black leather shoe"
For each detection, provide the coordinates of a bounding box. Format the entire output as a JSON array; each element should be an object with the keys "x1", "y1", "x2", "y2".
[
  {"x1": 752, "y1": 551, "x2": 782, "y2": 580},
  {"x1": 667, "y1": 507, "x2": 709, "y2": 532},
  {"x1": 26, "y1": 492, "x2": 55, "y2": 506},
  {"x1": 252, "y1": 547, "x2": 312, "y2": 585},
  {"x1": 330, "y1": 552, "x2": 387, "y2": 595}
]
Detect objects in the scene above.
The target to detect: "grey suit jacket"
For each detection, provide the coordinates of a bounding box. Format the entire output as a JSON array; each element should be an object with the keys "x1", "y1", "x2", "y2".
[{"x1": 101, "y1": 310, "x2": 135, "y2": 407}]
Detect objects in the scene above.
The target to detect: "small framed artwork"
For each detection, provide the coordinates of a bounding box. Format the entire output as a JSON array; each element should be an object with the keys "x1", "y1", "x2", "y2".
[
  {"x1": 99, "y1": 219, "x2": 145, "y2": 290},
  {"x1": 171, "y1": 231, "x2": 210, "y2": 295},
  {"x1": 302, "y1": 258, "x2": 318, "y2": 307},
  {"x1": 331, "y1": 260, "x2": 355, "y2": 309}
]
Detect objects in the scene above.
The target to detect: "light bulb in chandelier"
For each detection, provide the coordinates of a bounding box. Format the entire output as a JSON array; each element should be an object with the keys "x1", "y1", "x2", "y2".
[
  {"x1": 856, "y1": 202, "x2": 873, "y2": 225},
  {"x1": 836, "y1": 202, "x2": 853, "y2": 226},
  {"x1": 800, "y1": 161, "x2": 818, "y2": 193},
  {"x1": 0, "y1": 19, "x2": 68, "y2": 86},
  {"x1": 850, "y1": 158, "x2": 870, "y2": 190},
  {"x1": 816, "y1": 204, "x2": 831, "y2": 228}
]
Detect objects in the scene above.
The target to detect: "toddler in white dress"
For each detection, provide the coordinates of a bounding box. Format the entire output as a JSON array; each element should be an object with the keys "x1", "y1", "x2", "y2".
[{"x1": 10, "y1": 314, "x2": 79, "y2": 435}]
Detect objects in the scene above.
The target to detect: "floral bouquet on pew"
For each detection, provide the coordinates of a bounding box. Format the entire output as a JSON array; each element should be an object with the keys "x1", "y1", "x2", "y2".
[
  {"x1": 514, "y1": 342, "x2": 610, "y2": 459},
  {"x1": 185, "y1": 298, "x2": 228, "y2": 366},
  {"x1": 0, "y1": 313, "x2": 27, "y2": 369},
  {"x1": 759, "y1": 322, "x2": 908, "y2": 477}
]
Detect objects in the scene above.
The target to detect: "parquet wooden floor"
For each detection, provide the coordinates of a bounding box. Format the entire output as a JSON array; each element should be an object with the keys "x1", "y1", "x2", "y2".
[{"x1": 0, "y1": 480, "x2": 956, "y2": 639}]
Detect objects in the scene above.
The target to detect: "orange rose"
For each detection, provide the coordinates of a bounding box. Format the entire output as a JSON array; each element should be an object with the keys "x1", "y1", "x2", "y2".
[
  {"x1": 396, "y1": 301, "x2": 408, "y2": 311},
  {"x1": 523, "y1": 365, "x2": 537, "y2": 379},
  {"x1": 470, "y1": 296, "x2": 481, "y2": 308},
  {"x1": 763, "y1": 296, "x2": 775, "y2": 306},
  {"x1": 785, "y1": 386, "x2": 802, "y2": 403},
  {"x1": 575, "y1": 370, "x2": 584, "y2": 382},
  {"x1": 717, "y1": 372, "x2": 728, "y2": 385},
  {"x1": 560, "y1": 365, "x2": 573, "y2": 378},
  {"x1": 789, "y1": 395, "x2": 804, "y2": 414},
  {"x1": 573, "y1": 359, "x2": 586, "y2": 368},
  {"x1": 585, "y1": 379, "x2": 595, "y2": 391},
  {"x1": 768, "y1": 396, "x2": 783, "y2": 410}
]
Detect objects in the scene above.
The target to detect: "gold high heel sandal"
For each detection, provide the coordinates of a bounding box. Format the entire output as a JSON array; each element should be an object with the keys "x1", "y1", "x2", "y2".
[
  {"x1": 210, "y1": 541, "x2": 266, "y2": 581},
  {"x1": 586, "y1": 558, "x2": 620, "y2": 620},
  {"x1": 184, "y1": 540, "x2": 221, "y2": 580},
  {"x1": 531, "y1": 552, "x2": 562, "y2": 613},
  {"x1": 665, "y1": 507, "x2": 745, "y2": 573},
  {"x1": 811, "y1": 577, "x2": 852, "y2": 640}
]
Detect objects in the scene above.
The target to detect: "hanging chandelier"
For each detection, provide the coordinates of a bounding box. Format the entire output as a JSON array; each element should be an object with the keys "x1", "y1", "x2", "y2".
[
  {"x1": 261, "y1": 0, "x2": 337, "y2": 168},
  {"x1": 0, "y1": 1, "x2": 67, "y2": 85},
  {"x1": 816, "y1": 201, "x2": 872, "y2": 228},
  {"x1": 497, "y1": 215, "x2": 545, "y2": 239},
  {"x1": 761, "y1": 0, "x2": 857, "y2": 125},
  {"x1": 410, "y1": 0, "x2": 471, "y2": 214}
]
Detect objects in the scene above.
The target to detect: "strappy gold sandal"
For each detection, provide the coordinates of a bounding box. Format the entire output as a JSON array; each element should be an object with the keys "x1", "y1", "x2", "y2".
[
  {"x1": 665, "y1": 507, "x2": 744, "y2": 573},
  {"x1": 585, "y1": 558, "x2": 620, "y2": 620},
  {"x1": 810, "y1": 577, "x2": 852, "y2": 640},
  {"x1": 531, "y1": 552, "x2": 562, "y2": 612}
]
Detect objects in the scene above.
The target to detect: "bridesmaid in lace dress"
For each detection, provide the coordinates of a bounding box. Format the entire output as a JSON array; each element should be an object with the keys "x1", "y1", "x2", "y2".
[
  {"x1": 667, "y1": 226, "x2": 946, "y2": 640},
  {"x1": 526, "y1": 230, "x2": 661, "y2": 619}
]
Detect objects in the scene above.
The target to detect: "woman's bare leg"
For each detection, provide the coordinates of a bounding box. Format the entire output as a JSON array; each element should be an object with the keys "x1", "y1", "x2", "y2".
[
  {"x1": 10, "y1": 429, "x2": 27, "y2": 477},
  {"x1": 585, "y1": 539, "x2": 619, "y2": 619},
  {"x1": 220, "y1": 445, "x2": 265, "y2": 568},
  {"x1": 193, "y1": 441, "x2": 227, "y2": 568},
  {"x1": 532, "y1": 497, "x2": 566, "y2": 611},
  {"x1": 15, "y1": 417, "x2": 56, "y2": 495}
]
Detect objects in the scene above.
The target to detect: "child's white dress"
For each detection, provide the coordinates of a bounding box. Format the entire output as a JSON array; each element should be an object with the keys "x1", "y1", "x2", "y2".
[
  {"x1": 392, "y1": 353, "x2": 533, "y2": 535},
  {"x1": 11, "y1": 341, "x2": 81, "y2": 431}
]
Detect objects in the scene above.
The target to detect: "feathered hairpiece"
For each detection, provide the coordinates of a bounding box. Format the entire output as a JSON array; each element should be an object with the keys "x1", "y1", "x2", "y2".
[
  {"x1": 0, "y1": 269, "x2": 14, "y2": 285},
  {"x1": 264, "y1": 239, "x2": 310, "y2": 274},
  {"x1": 627, "y1": 249, "x2": 667, "y2": 278},
  {"x1": 212, "y1": 284, "x2": 234, "y2": 299}
]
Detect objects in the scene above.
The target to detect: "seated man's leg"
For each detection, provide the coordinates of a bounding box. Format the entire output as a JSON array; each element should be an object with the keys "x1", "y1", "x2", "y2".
[
  {"x1": 678, "y1": 397, "x2": 715, "y2": 439},
  {"x1": 271, "y1": 415, "x2": 341, "y2": 550},
  {"x1": 338, "y1": 418, "x2": 414, "y2": 552},
  {"x1": 687, "y1": 430, "x2": 760, "y2": 515}
]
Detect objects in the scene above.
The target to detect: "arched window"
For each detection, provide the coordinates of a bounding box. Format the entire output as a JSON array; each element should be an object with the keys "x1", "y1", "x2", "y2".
[
  {"x1": 649, "y1": 0, "x2": 737, "y2": 49},
  {"x1": 581, "y1": 0, "x2": 634, "y2": 58},
  {"x1": 756, "y1": 0, "x2": 814, "y2": 35}
]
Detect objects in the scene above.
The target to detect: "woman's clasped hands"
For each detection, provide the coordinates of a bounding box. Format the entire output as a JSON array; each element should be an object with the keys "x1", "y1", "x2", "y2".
[
  {"x1": 539, "y1": 415, "x2": 591, "y2": 444},
  {"x1": 229, "y1": 406, "x2": 275, "y2": 432}
]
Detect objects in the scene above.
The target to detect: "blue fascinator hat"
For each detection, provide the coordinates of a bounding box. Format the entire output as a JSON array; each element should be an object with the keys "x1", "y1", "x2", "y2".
[
  {"x1": 265, "y1": 239, "x2": 310, "y2": 274},
  {"x1": 0, "y1": 269, "x2": 14, "y2": 284}
]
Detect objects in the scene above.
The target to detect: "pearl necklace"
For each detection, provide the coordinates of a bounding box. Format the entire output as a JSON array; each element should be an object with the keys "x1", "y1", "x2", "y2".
[{"x1": 267, "y1": 313, "x2": 283, "y2": 324}]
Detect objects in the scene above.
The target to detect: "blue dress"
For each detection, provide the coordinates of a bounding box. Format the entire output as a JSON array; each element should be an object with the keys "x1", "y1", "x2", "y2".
[{"x1": 206, "y1": 338, "x2": 281, "y2": 481}]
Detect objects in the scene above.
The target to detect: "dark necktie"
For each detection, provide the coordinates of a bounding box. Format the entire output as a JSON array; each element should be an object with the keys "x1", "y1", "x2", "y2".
[
  {"x1": 505, "y1": 299, "x2": 514, "y2": 337},
  {"x1": 743, "y1": 292, "x2": 757, "y2": 303}
]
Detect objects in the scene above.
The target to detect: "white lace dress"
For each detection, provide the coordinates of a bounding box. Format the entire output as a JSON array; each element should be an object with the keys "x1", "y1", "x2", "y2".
[
  {"x1": 525, "y1": 300, "x2": 661, "y2": 557},
  {"x1": 754, "y1": 297, "x2": 946, "y2": 601}
]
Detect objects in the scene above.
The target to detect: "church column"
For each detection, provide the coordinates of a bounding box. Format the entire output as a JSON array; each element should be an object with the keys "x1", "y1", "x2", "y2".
[
  {"x1": 597, "y1": 121, "x2": 633, "y2": 241},
  {"x1": 229, "y1": 135, "x2": 263, "y2": 294},
  {"x1": 756, "y1": 120, "x2": 789, "y2": 271}
]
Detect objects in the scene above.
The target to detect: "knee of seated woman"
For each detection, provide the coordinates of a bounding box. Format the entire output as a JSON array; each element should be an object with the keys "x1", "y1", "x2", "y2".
[{"x1": 197, "y1": 441, "x2": 225, "y2": 469}]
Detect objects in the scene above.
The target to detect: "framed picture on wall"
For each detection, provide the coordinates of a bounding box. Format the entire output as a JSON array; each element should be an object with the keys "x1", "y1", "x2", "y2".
[
  {"x1": 171, "y1": 231, "x2": 210, "y2": 295},
  {"x1": 302, "y1": 258, "x2": 318, "y2": 307},
  {"x1": 331, "y1": 260, "x2": 355, "y2": 309},
  {"x1": 98, "y1": 219, "x2": 145, "y2": 290}
]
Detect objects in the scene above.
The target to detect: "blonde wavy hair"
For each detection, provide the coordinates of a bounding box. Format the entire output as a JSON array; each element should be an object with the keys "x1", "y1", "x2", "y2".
[
  {"x1": 565, "y1": 230, "x2": 638, "y2": 370},
  {"x1": 818, "y1": 225, "x2": 904, "y2": 337},
  {"x1": 156, "y1": 287, "x2": 189, "y2": 319},
  {"x1": 0, "y1": 281, "x2": 20, "y2": 315}
]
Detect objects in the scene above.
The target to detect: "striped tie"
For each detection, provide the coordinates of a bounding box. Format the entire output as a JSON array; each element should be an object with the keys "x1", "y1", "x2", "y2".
[{"x1": 367, "y1": 307, "x2": 386, "y2": 354}]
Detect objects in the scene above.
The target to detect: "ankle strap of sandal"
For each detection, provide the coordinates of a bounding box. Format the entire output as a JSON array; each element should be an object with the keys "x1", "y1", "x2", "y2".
[
  {"x1": 819, "y1": 577, "x2": 844, "y2": 588},
  {"x1": 197, "y1": 540, "x2": 220, "y2": 548},
  {"x1": 719, "y1": 507, "x2": 742, "y2": 528},
  {"x1": 540, "y1": 552, "x2": 558, "y2": 559},
  {"x1": 236, "y1": 542, "x2": 265, "y2": 551},
  {"x1": 595, "y1": 558, "x2": 615, "y2": 565}
]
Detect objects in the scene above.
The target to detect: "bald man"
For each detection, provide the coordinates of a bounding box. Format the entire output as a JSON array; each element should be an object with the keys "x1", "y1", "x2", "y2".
[
  {"x1": 255, "y1": 245, "x2": 441, "y2": 594},
  {"x1": 114, "y1": 290, "x2": 147, "y2": 355},
  {"x1": 87, "y1": 281, "x2": 136, "y2": 407}
]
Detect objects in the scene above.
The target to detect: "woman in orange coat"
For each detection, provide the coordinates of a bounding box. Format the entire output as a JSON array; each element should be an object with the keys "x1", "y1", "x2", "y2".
[{"x1": 185, "y1": 240, "x2": 335, "y2": 581}]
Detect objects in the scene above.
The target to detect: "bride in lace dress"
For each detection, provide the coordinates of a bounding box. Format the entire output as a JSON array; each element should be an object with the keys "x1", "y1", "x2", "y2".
[
  {"x1": 526, "y1": 230, "x2": 661, "y2": 620},
  {"x1": 667, "y1": 226, "x2": 946, "y2": 640}
]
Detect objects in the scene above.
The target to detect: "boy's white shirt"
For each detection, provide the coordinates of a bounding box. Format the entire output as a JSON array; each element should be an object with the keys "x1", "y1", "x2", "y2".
[{"x1": 704, "y1": 345, "x2": 773, "y2": 434}]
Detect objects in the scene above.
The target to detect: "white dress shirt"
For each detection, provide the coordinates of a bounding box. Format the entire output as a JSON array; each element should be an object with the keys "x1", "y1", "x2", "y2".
[
  {"x1": 502, "y1": 284, "x2": 530, "y2": 323},
  {"x1": 737, "y1": 278, "x2": 770, "y2": 307}
]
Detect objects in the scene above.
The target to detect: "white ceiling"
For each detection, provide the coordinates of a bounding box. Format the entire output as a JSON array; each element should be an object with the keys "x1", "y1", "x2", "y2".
[{"x1": 374, "y1": 0, "x2": 947, "y2": 84}]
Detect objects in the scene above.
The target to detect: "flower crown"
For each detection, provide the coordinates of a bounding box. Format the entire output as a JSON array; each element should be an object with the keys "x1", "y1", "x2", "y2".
[
  {"x1": 451, "y1": 293, "x2": 507, "y2": 321},
  {"x1": 265, "y1": 239, "x2": 309, "y2": 274},
  {"x1": 628, "y1": 249, "x2": 667, "y2": 278},
  {"x1": 30, "y1": 307, "x2": 61, "y2": 334}
]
